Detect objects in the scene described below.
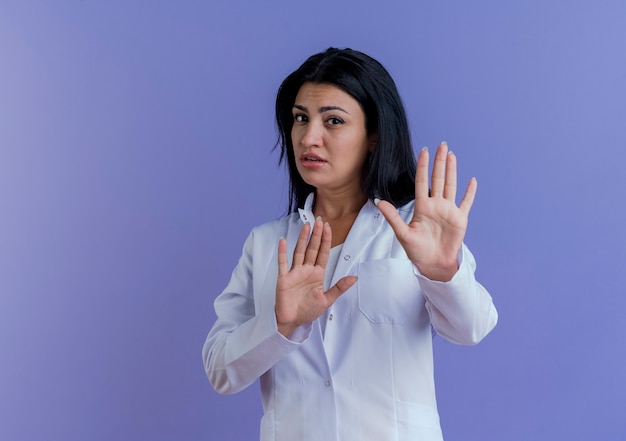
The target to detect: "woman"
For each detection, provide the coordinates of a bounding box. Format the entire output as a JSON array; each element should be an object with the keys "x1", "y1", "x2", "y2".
[{"x1": 203, "y1": 47, "x2": 497, "y2": 441}]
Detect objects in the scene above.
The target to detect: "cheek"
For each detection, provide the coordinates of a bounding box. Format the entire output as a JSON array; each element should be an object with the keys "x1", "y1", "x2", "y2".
[
  {"x1": 340, "y1": 134, "x2": 371, "y2": 161},
  {"x1": 291, "y1": 123, "x2": 306, "y2": 144}
]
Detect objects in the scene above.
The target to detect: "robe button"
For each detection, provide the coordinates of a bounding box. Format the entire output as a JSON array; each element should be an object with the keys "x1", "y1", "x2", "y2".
[
  {"x1": 343, "y1": 255, "x2": 351, "y2": 261},
  {"x1": 324, "y1": 380, "x2": 331, "y2": 387}
]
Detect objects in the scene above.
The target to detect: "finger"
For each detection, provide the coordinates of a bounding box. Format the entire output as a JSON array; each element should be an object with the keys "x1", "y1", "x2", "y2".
[
  {"x1": 291, "y1": 222, "x2": 311, "y2": 268},
  {"x1": 415, "y1": 147, "x2": 430, "y2": 200},
  {"x1": 443, "y1": 150, "x2": 457, "y2": 202},
  {"x1": 375, "y1": 199, "x2": 409, "y2": 240},
  {"x1": 315, "y1": 222, "x2": 332, "y2": 268},
  {"x1": 277, "y1": 237, "x2": 288, "y2": 276},
  {"x1": 430, "y1": 142, "x2": 448, "y2": 198},
  {"x1": 326, "y1": 275, "x2": 358, "y2": 304},
  {"x1": 303, "y1": 218, "x2": 323, "y2": 265},
  {"x1": 459, "y1": 177, "x2": 478, "y2": 216}
]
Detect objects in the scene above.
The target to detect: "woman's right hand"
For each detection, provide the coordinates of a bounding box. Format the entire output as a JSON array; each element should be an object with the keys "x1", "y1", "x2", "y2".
[{"x1": 275, "y1": 218, "x2": 357, "y2": 337}]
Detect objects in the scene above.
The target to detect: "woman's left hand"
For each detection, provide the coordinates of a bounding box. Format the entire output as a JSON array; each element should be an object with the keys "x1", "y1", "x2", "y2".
[{"x1": 375, "y1": 142, "x2": 477, "y2": 282}]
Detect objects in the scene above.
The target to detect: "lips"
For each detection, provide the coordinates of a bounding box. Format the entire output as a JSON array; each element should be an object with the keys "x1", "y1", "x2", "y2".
[
  {"x1": 299, "y1": 153, "x2": 327, "y2": 169},
  {"x1": 300, "y1": 153, "x2": 327, "y2": 163}
]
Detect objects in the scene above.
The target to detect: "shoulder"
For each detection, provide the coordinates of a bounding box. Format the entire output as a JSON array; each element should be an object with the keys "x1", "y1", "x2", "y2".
[
  {"x1": 251, "y1": 212, "x2": 299, "y2": 234},
  {"x1": 246, "y1": 212, "x2": 300, "y2": 246}
]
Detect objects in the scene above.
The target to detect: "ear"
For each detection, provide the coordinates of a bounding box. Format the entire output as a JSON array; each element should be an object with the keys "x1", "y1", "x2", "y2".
[{"x1": 368, "y1": 133, "x2": 378, "y2": 152}]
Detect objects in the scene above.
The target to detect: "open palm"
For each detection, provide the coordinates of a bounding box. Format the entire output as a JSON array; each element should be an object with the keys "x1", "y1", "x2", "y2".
[
  {"x1": 275, "y1": 219, "x2": 357, "y2": 337},
  {"x1": 376, "y1": 142, "x2": 477, "y2": 282}
]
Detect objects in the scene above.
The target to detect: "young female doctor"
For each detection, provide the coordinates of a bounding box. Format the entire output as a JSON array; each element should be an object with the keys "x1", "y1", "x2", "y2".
[{"x1": 203, "y1": 47, "x2": 498, "y2": 441}]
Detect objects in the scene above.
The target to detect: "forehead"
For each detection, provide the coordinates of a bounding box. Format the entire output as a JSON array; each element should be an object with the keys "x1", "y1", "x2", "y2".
[{"x1": 294, "y1": 82, "x2": 360, "y2": 109}]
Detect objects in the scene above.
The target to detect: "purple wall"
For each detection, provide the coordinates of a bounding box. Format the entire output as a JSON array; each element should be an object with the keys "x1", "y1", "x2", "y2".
[{"x1": 1, "y1": 1, "x2": 625, "y2": 440}]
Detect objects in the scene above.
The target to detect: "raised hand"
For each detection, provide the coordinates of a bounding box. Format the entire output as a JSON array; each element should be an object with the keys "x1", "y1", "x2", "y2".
[
  {"x1": 275, "y1": 218, "x2": 357, "y2": 337},
  {"x1": 376, "y1": 142, "x2": 477, "y2": 282}
]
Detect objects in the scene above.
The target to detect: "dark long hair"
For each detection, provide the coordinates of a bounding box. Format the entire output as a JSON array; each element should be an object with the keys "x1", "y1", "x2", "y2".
[{"x1": 275, "y1": 47, "x2": 416, "y2": 212}]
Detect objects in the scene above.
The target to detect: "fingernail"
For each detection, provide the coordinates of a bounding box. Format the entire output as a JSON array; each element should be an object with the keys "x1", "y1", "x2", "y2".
[
  {"x1": 316, "y1": 216, "x2": 322, "y2": 221},
  {"x1": 324, "y1": 221, "x2": 330, "y2": 227},
  {"x1": 374, "y1": 198, "x2": 380, "y2": 206},
  {"x1": 448, "y1": 150, "x2": 454, "y2": 155},
  {"x1": 441, "y1": 141, "x2": 448, "y2": 146},
  {"x1": 421, "y1": 146, "x2": 428, "y2": 152}
]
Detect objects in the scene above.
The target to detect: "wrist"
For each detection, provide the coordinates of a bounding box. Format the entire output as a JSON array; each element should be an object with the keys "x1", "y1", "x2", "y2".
[
  {"x1": 414, "y1": 259, "x2": 458, "y2": 282},
  {"x1": 275, "y1": 309, "x2": 299, "y2": 338},
  {"x1": 277, "y1": 323, "x2": 298, "y2": 338}
]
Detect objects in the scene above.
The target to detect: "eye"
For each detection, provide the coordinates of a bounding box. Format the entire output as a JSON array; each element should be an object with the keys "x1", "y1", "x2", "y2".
[
  {"x1": 294, "y1": 113, "x2": 308, "y2": 123},
  {"x1": 327, "y1": 117, "x2": 344, "y2": 125}
]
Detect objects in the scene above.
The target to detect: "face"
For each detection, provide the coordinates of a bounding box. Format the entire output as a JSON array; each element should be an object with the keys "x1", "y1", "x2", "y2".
[{"x1": 291, "y1": 82, "x2": 373, "y2": 195}]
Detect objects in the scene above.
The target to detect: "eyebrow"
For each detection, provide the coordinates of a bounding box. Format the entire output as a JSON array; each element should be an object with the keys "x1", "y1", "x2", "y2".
[{"x1": 293, "y1": 104, "x2": 351, "y2": 115}]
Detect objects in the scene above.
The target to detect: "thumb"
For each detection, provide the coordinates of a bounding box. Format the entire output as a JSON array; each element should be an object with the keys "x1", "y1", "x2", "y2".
[
  {"x1": 375, "y1": 198, "x2": 408, "y2": 238},
  {"x1": 326, "y1": 275, "x2": 358, "y2": 303}
]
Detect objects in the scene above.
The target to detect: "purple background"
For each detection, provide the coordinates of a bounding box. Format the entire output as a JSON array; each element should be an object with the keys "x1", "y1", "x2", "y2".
[{"x1": 1, "y1": 1, "x2": 625, "y2": 440}]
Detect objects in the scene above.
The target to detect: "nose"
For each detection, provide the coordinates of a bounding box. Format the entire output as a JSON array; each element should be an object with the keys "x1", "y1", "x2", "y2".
[{"x1": 299, "y1": 120, "x2": 323, "y2": 148}]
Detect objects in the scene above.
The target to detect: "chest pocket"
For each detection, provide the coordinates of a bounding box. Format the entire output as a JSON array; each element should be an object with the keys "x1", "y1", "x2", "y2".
[{"x1": 356, "y1": 258, "x2": 423, "y2": 324}]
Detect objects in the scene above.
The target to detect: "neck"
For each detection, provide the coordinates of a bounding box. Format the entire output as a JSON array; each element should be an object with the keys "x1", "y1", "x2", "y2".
[
  {"x1": 313, "y1": 188, "x2": 367, "y2": 220},
  {"x1": 312, "y1": 189, "x2": 367, "y2": 247}
]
